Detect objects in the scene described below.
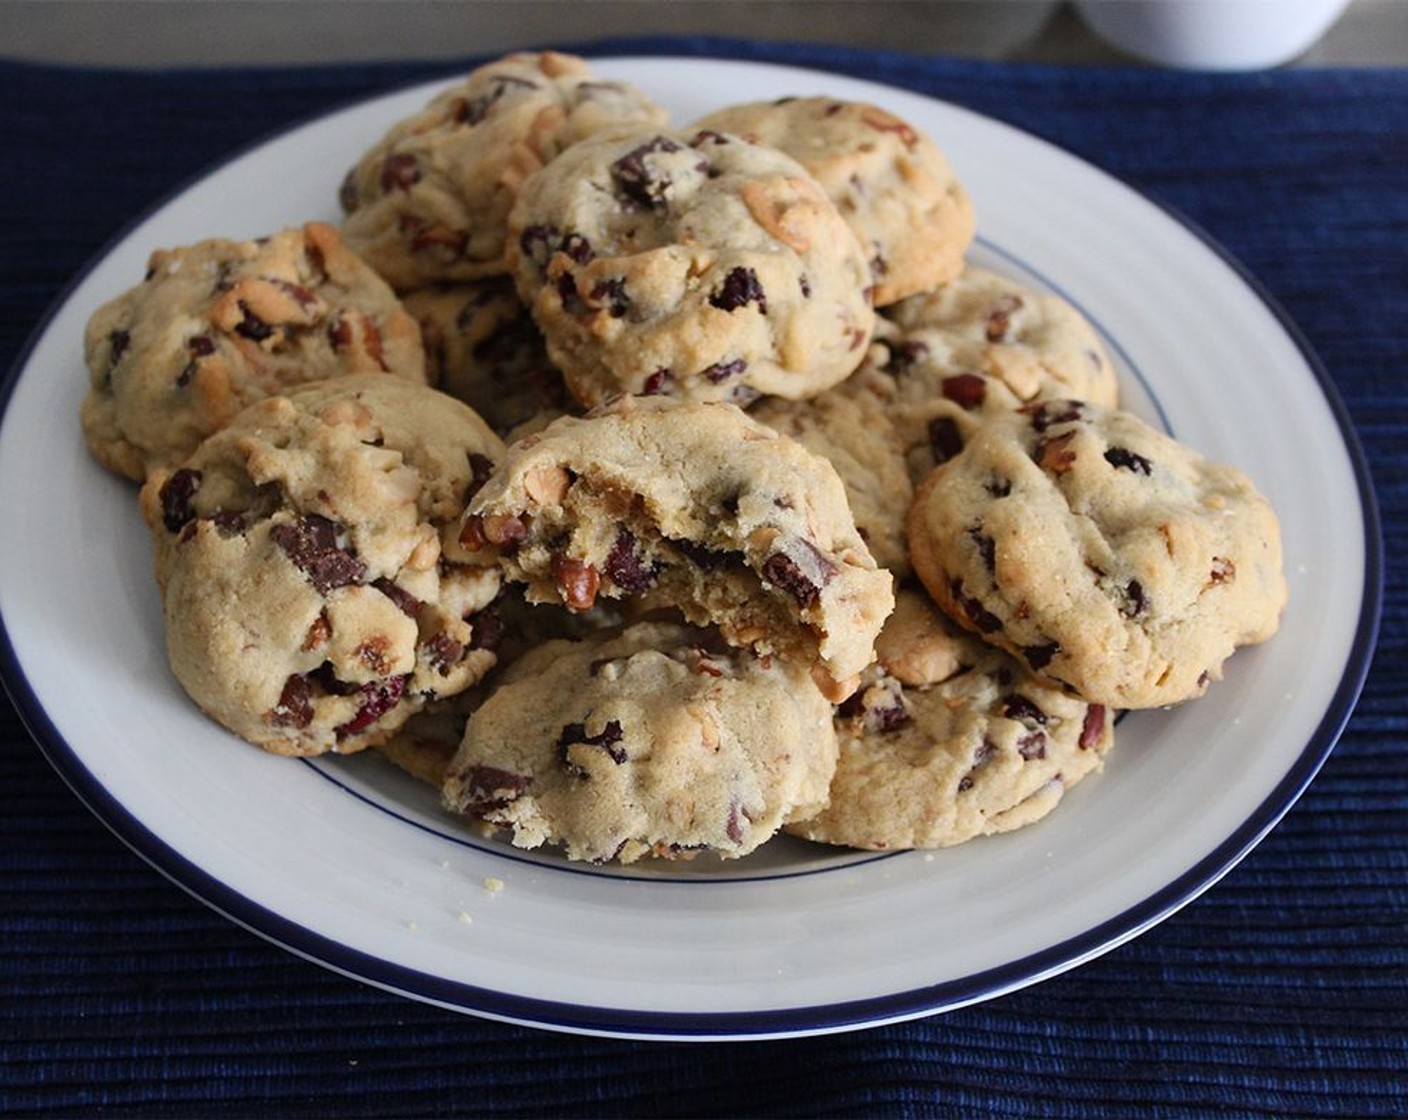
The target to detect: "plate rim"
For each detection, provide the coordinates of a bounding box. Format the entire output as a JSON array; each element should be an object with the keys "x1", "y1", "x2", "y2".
[{"x1": 0, "y1": 53, "x2": 1385, "y2": 1040}]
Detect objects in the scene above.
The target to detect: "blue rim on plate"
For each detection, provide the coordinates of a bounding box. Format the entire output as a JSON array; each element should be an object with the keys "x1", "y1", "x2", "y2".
[{"x1": 0, "y1": 57, "x2": 1384, "y2": 1039}]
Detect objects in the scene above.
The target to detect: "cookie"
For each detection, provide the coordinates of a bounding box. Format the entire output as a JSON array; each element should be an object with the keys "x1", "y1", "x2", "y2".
[
  {"x1": 787, "y1": 588, "x2": 1114, "y2": 851},
  {"x1": 692, "y1": 96, "x2": 975, "y2": 305},
  {"x1": 456, "y1": 396, "x2": 894, "y2": 690},
  {"x1": 401, "y1": 278, "x2": 572, "y2": 436},
  {"x1": 505, "y1": 126, "x2": 876, "y2": 406},
  {"x1": 139, "y1": 375, "x2": 507, "y2": 756},
  {"x1": 750, "y1": 386, "x2": 914, "y2": 576},
  {"x1": 442, "y1": 621, "x2": 839, "y2": 863},
  {"x1": 860, "y1": 267, "x2": 1119, "y2": 481},
  {"x1": 339, "y1": 51, "x2": 669, "y2": 290},
  {"x1": 907, "y1": 400, "x2": 1287, "y2": 708},
  {"x1": 82, "y1": 222, "x2": 426, "y2": 481}
]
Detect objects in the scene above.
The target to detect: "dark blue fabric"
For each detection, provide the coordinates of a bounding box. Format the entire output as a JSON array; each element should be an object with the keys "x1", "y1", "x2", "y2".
[{"x1": 1, "y1": 37, "x2": 1404, "y2": 1116}]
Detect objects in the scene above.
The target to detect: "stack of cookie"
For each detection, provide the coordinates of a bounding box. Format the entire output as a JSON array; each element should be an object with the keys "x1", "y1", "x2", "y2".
[{"x1": 81, "y1": 51, "x2": 1287, "y2": 865}]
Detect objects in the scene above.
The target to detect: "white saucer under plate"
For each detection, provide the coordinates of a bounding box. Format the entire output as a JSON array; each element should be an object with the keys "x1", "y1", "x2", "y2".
[{"x1": 0, "y1": 57, "x2": 1381, "y2": 1040}]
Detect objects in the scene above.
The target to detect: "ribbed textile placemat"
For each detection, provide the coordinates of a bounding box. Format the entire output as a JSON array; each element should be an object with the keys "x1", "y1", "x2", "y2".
[{"x1": 1, "y1": 36, "x2": 1403, "y2": 1117}]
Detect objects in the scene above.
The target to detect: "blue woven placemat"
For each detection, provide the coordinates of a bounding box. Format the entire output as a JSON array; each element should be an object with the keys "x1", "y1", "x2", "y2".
[{"x1": 1, "y1": 36, "x2": 1403, "y2": 1117}]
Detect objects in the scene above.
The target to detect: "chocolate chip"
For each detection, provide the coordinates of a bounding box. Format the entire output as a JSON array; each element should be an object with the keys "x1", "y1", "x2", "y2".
[
  {"x1": 1024, "y1": 641, "x2": 1061, "y2": 670},
  {"x1": 967, "y1": 526, "x2": 997, "y2": 573},
  {"x1": 710, "y1": 267, "x2": 767, "y2": 314},
  {"x1": 558, "y1": 719, "x2": 627, "y2": 777},
  {"x1": 467, "y1": 604, "x2": 504, "y2": 652},
  {"x1": 233, "y1": 301, "x2": 273, "y2": 343},
  {"x1": 1026, "y1": 401, "x2": 1084, "y2": 433},
  {"x1": 269, "y1": 514, "x2": 367, "y2": 594},
  {"x1": 929, "y1": 417, "x2": 964, "y2": 464},
  {"x1": 373, "y1": 577, "x2": 422, "y2": 618},
  {"x1": 1122, "y1": 579, "x2": 1147, "y2": 618},
  {"x1": 1105, "y1": 446, "x2": 1153, "y2": 474},
  {"x1": 159, "y1": 468, "x2": 202, "y2": 533},
  {"x1": 588, "y1": 276, "x2": 630, "y2": 317},
  {"x1": 107, "y1": 328, "x2": 131, "y2": 369},
  {"x1": 1003, "y1": 695, "x2": 1049, "y2": 725},
  {"x1": 270, "y1": 675, "x2": 313, "y2": 729},
  {"x1": 610, "y1": 136, "x2": 684, "y2": 209},
  {"x1": 456, "y1": 765, "x2": 530, "y2": 814},
  {"x1": 176, "y1": 334, "x2": 216, "y2": 387},
  {"x1": 949, "y1": 579, "x2": 1003, "y2": 634}
]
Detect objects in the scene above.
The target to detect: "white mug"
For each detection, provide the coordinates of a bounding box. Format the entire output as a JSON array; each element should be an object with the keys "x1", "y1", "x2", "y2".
[{"x1": 1074, "y1": 0, "x2": 1353, "y2": 70}]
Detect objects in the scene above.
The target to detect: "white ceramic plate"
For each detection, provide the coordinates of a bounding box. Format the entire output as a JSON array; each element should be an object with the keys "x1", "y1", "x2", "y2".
[{"x1": 0, "y1": 58, "x2": 1380, "y2": 1040}]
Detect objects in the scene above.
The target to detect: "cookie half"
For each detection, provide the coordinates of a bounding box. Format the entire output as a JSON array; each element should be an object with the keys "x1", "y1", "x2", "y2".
[{"x1": 456, "y1": 396, "x2": 894, "y2": 688}]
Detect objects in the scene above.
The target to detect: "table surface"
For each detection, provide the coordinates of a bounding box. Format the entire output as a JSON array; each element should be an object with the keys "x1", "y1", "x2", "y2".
[{"x1": 1, "y1": 25, "x2": 1404, "y2": 1120}]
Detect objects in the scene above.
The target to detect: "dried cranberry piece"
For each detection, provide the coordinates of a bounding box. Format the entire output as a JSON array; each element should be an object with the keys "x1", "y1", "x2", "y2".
[
  {"x1": 379, "y1": 153, "x2": 420, "y2": 193},
  {"x1": 605, "y1": 529, "x2": 656, "y2": 594},
  {"x1": 763, "y1": 545, "x2": 835, "y2": 610},
  {"x1": 641, "y1": 368, "x2": 673, "y2": 396},
  {"x1": 270, "y1": 514, "x2": 367, "y2": 594},
  {"x1": 1017, "y1": 731, "x2": 1047, "y2": 760},
  {"x1": 985, "y1": 295, "x2": 1023, "y2": 342},
  {"x1": 1105, "y1": 446, "x2": 1153, "y2": 474},
  {"x1": 702, "y1": 357, "x2": 747, "y2": 383},
  {"x1": 942, "y1": 374, "x2": 987, "y2": 410},
  {"x1": 709, "y1": 267, "x2": 767, "y2": 314},
  {"x1": 334, "y1": 674, "x2": 408, "y2": 740},
  {"x1": 457, "y1": 765, "x2": 530, "y2": 814},
  {"x1": 610, "y1": 136, "x2": 684, "y2": 209},
  {"x1": 159, "y1": 468, "x2": 202, "y2": 533},
  {"x1": 1080, "y1": 705, "x2": 1107, "y2": 749},
  {"x1": 270, "y1": 675, "x2": 313, "y2": 729}
]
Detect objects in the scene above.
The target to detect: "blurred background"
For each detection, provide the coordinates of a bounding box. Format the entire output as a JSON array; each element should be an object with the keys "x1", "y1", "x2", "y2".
[{"x1": 2, "y1": 0, "x2": 1404, "y2": 69}]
